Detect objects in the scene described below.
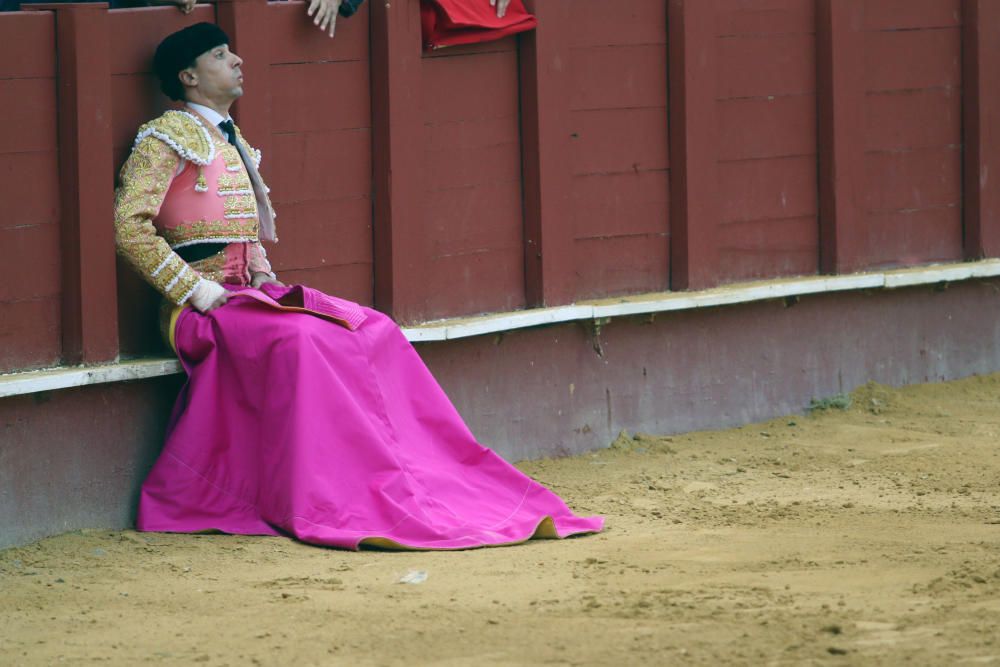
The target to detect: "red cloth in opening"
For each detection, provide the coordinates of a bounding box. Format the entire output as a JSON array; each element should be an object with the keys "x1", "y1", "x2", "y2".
[{"x1": 420, "y1": 0, "x2": 537, "y2": 50}]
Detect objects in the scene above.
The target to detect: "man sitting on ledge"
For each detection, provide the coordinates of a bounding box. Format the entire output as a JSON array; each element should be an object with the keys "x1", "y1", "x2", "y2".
[{"x1": 113, "y1": 22, "x2": 602, "y2": 550}]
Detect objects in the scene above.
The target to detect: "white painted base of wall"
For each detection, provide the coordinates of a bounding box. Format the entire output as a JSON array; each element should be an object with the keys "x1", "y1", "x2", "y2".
[{"x1": 4, "y1": 259, "x2": 999, "y2": 398}]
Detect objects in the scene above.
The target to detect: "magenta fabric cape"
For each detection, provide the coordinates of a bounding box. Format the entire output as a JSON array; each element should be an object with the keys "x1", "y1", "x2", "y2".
[{"x1": 137, "y1": 284, "x2": 603, "y2": 550}]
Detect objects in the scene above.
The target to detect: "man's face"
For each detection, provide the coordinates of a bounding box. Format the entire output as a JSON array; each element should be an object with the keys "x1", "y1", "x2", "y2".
[{"x1": 182, "y1": 43, "x2": 244, "y2": 104}]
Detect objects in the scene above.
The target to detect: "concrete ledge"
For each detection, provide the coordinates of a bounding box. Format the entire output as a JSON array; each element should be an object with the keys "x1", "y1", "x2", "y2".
[{"x1": 4, "y1": 259, "x2": 1000, "y2": 398}]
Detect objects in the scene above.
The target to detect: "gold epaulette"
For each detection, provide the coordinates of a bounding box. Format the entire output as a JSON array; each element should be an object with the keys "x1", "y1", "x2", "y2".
[{"x1": 133, "y1": 110, "x2": 216, "y2": 167}]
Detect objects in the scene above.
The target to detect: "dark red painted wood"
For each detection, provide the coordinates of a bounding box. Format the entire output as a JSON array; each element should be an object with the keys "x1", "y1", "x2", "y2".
[
  {"x1": 0, "y1": 11, "x2": 55, "y2": 79},
  {"x1": 864, "y1": 0, "x2": 961, "y2": 31},
  {"x1": 370, "y1": 0, "x2": 426, "y2": 323},
  {"x1": 962, "y1": 0, "x2": 1000, "y2": 259},
  {"x1": 419, "y1": 45, "x2": 525, "y2": 319},
  {"x1": 520, "y1": 0, "x2": 574, "y2": 307},
  {"x1": 217, "y1": 0, "x2": 271, "y2": 181},
  {"x1": 669, "y1": 0, "x2": 719, "y2": 290},
  {"x1": 265, "y1": 0, "x2": 368, "y2": 65},
  {"x1": 31, "y1": 3, "x2": 118, "y2": 364},
  {"x1": 0, "y1": 299, "x2": 61, "y2": 372},
  {"x1": 715, "y1": 0, "x2": 815, "y2": 36},
  {"x1": 817, "y1": 0, "x2": 866, "y2": 274},
  {"x1": 566, "y1": 0, "x2": 669, "y2": 300},
  {"x1": 107, "y1": 5, "x2": 215, "y2": 77}
]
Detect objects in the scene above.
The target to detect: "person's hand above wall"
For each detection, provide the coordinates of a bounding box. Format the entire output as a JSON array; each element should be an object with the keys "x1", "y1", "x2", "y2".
[
  {"x1": 490, "y1": 0, "x2": 510, "y2": 18},
  {"x1": 307, "y1": 0, "x2": 341, "y2": 37},
  {"x1": 172, "y1": 0, "x2": 196, "y2": 14}
]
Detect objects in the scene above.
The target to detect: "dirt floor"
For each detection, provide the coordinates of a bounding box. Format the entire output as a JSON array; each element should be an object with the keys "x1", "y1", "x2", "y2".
[{"x1": 2, "y1": 374, "x2": 1000, "y2": 666}]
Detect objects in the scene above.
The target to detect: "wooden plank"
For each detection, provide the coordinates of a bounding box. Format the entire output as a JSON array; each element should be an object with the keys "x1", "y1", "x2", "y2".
[
  {"x1": 717, "y1": 215, "x2": 818, "y2": 281},
  {"x1": 0, "y1": 12, "x2": 55, "y2": 79},
  {"x1": 0, "y1": 224, "x2": 60, "y2": 302},
  {"x1": 115, "y1": 263, "x2": 161, "y2": 358},
  {"x1": 716, "y1": 33, "x2": 815, "y2": 99},
  {"x1": 273, "y1": 265, "x2": 372, "y2": 305},
  {"x1": 106, "y1": 5, "x2": 215, "y2": 76},
  {"x1": 421, "y1": 50, "x2": 519, "y2": 122},
  {"x1": 269, "y1": 61, "x2": 370, "y2": 133},
  {"x1": 0, "y1": 152, "x2": 60, "y2": 228},
  {"x1": 717, "y1": 94, "x2": 816, "y2": 161},
  {"x1": 420, "y1": 247, "x2": 526, "y2": 320},
  {"x1": 269, "y1": 128, "x2": 371, "y2": 202},
  {"x1": 425, "y1": 180, "x2": 524, "y2": 260},
  {"x1": 266, "y1": 198, "x2": 372, "y2": 271},
  {"x1": 962, "y1": 0, "x2": 1000, "y2": 259},
  {"x1": 863, "y1": 0, "x2": 961, "y2": 31},
  {"x1": 110, "y1": 73, "x2": 170, "y2": 157},
  {"x1": 0, "y1": 79, "x2": 57, "y2": 154},
  {"x1": 520, "y1": 0, "x2": 576, "y2": 307},
  {"x1": 817, "y1": 0, "x2": 868, "y2": 273},
  {"x1": 863, "y1": 147, "x2": 962, "y2": 213},
  {"x1": 571, "y1": 171, "x2": 669, "y2": 239},
  {"x1": 569, "y1": 44, "x2": 668, "y2": 111},
  {"x1": 865, "y1": 208, "x2": 963, "y2": 266},
  {"x1": 423, "y1": 113, "x2": 520, "y2": 188},
  {"x1": 370, "y1": 0, "x2": 428, "y2": 322},
  {"x1": 865, "y1": 88, "x2": 960, "y2": 152},
  {"x1": 264, "y1": 0, "x2": 368, "y2": 65},
  {"x1": 717, "y1": 156, "x2": 817, "y2": 225},
  {"x1": 864, "y1": 28, "x2": 961, "y2": 91},
  {"x1": 0, "y1": 298, "x2": 61, "y2": 373},
  {"x1": 715, "y1": 0, "x2": 815, "y2": 36},
  {"x1": 567, "y1": 0, "x2": 666, "y2": 48},
  {"x1": 47, "y1": 3, "x2": 119, "y2": 364},
  {"x1": 669, "y1": 0, "x2": 719, "y2": 290},
  {"x1": 572, "y1": 234, "x2": 670, "y2": 299},
  {"x1": 569, "y1": 107, "x2": 668, "y2": 176},
  {"x1": 216, "y1": 0, "x2": 271, "y2": 181}
]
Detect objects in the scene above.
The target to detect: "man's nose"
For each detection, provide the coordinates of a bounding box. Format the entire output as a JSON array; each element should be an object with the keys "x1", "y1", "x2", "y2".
[{"x1": 231, "y1": 53, "x2": 243, "y2": 67}]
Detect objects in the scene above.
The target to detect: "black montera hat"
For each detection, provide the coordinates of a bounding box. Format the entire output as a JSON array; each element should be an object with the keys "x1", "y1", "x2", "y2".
[{"x1": 153, "y1": 22, "x2": 230, "y2": 102}]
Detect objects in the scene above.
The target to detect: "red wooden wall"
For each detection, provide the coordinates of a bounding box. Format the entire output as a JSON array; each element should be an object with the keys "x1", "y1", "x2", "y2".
[
  {"x1": 2, "y1": 0, "x2": 1000, "y2": 375},
  {"x1": 0, "y1": 12, "x2": 61, "y2": 371}
]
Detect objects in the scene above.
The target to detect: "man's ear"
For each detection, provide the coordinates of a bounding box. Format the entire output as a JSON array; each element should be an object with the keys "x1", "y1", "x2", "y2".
[{"x1": 179, "y1": 69, "x2": 197, "y2": 88}]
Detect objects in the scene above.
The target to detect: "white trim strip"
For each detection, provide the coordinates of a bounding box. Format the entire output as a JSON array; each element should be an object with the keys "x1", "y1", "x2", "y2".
[
  {"x1": 0, "y1": 359, "x2": 183, "y2": 399},
  {"x1": 3, "y1": 259, "x2": 999, "y2": 397},
  {"x1": 150, "y1": 254, "x2": 173, "y2": 278}
]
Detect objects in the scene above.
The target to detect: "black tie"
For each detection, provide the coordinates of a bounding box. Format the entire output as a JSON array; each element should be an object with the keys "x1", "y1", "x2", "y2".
[{"x1": 218, "y1": 119, "x2": 237, "y2": 147}]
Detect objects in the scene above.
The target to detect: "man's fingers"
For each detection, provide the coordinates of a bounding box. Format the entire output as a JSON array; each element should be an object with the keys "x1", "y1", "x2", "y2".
[
  {"x1": 307, "y1": 0, "x2": 321, "y2": 18},
  {"x1": 498, "y1": 0, "x2": 510, "y2": 18},
  {"x1": 328, "y1": 13, "x2": 337, "y2": 37}
]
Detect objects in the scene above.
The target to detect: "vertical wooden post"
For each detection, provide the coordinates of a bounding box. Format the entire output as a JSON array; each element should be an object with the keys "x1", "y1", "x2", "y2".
[
  {"x1": 519, "y1": 0, "x2": 574, "y2": 307},
  {"x1": 962, "y1": 0, "x2": 1000, "y2": 259},
  {"x1": 30, "y1": 3, "x2": 118, "y2": 364},
  {"x1": 668, "y1": 0, "x2": 719, "y2": 290},
  {"x1": 816, "y1": 0, "x2": 867, "y2": 273},
  {"x1": 216, "y1": 0, "x2": 272, "y2": 181},
  {"x1": 370, "y1": 0, "x2": 426, "y2": 322}
]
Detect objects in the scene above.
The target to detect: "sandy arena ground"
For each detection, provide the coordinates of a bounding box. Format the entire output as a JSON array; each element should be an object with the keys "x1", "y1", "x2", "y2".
[{"x1": 2, "y1": 374, "x2": 1000, "y2": 665}]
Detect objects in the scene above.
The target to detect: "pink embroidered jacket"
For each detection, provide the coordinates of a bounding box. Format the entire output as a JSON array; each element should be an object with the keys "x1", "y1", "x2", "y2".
[{"x1": 114, "y1": 109, "x2": 276, "y2": 305}]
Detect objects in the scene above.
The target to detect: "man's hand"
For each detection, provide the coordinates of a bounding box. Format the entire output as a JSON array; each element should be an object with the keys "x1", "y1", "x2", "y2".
[
  {"x1": 307, "y1": 0, "x2": 342, "y2": 38},
  {"x1": 172, "y1": 0, "x2": 197, "y2": 14},
  {"x1": 490, "y1": 0, "x2": 511, "y2": 18},
  {"x1": 189, "y1": 279, "x2": 229, "y2": 314},
  {"x1": 251, "y1": 272, "x2": 286, "y2": 289}
]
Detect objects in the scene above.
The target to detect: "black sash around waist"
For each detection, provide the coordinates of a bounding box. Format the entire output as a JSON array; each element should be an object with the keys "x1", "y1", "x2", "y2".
[{"x1": 174, "y1": 243, "x2": 228, "y2": 263}]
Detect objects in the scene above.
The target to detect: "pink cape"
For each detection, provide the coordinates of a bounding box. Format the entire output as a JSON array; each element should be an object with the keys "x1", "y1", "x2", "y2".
[{"x1": 137, "y1": 284, "x2": 603, "y2": 550}]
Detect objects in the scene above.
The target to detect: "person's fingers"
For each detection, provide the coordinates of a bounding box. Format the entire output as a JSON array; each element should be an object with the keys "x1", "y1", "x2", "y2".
[
  {"x1": 498, "y1": 0, "x2": 510, "y2": 18},
  {"x1": 307, "y1": 0, "x2": 321, "y2": 18},
  {"x1": 314, "y1": 1, "x2": 329, "y2": 26},
  {"x1": 327, "y1": 12, "x2": 337, "y2": 37}
]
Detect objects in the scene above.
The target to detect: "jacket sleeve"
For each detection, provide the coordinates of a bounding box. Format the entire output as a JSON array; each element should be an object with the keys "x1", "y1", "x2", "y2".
[
  {"x1": 339, "y1": 0, "x2": 364, "y2": 17},
  {"x1": 114, "y1": 135, "x2": 204, "y2": 305}
]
